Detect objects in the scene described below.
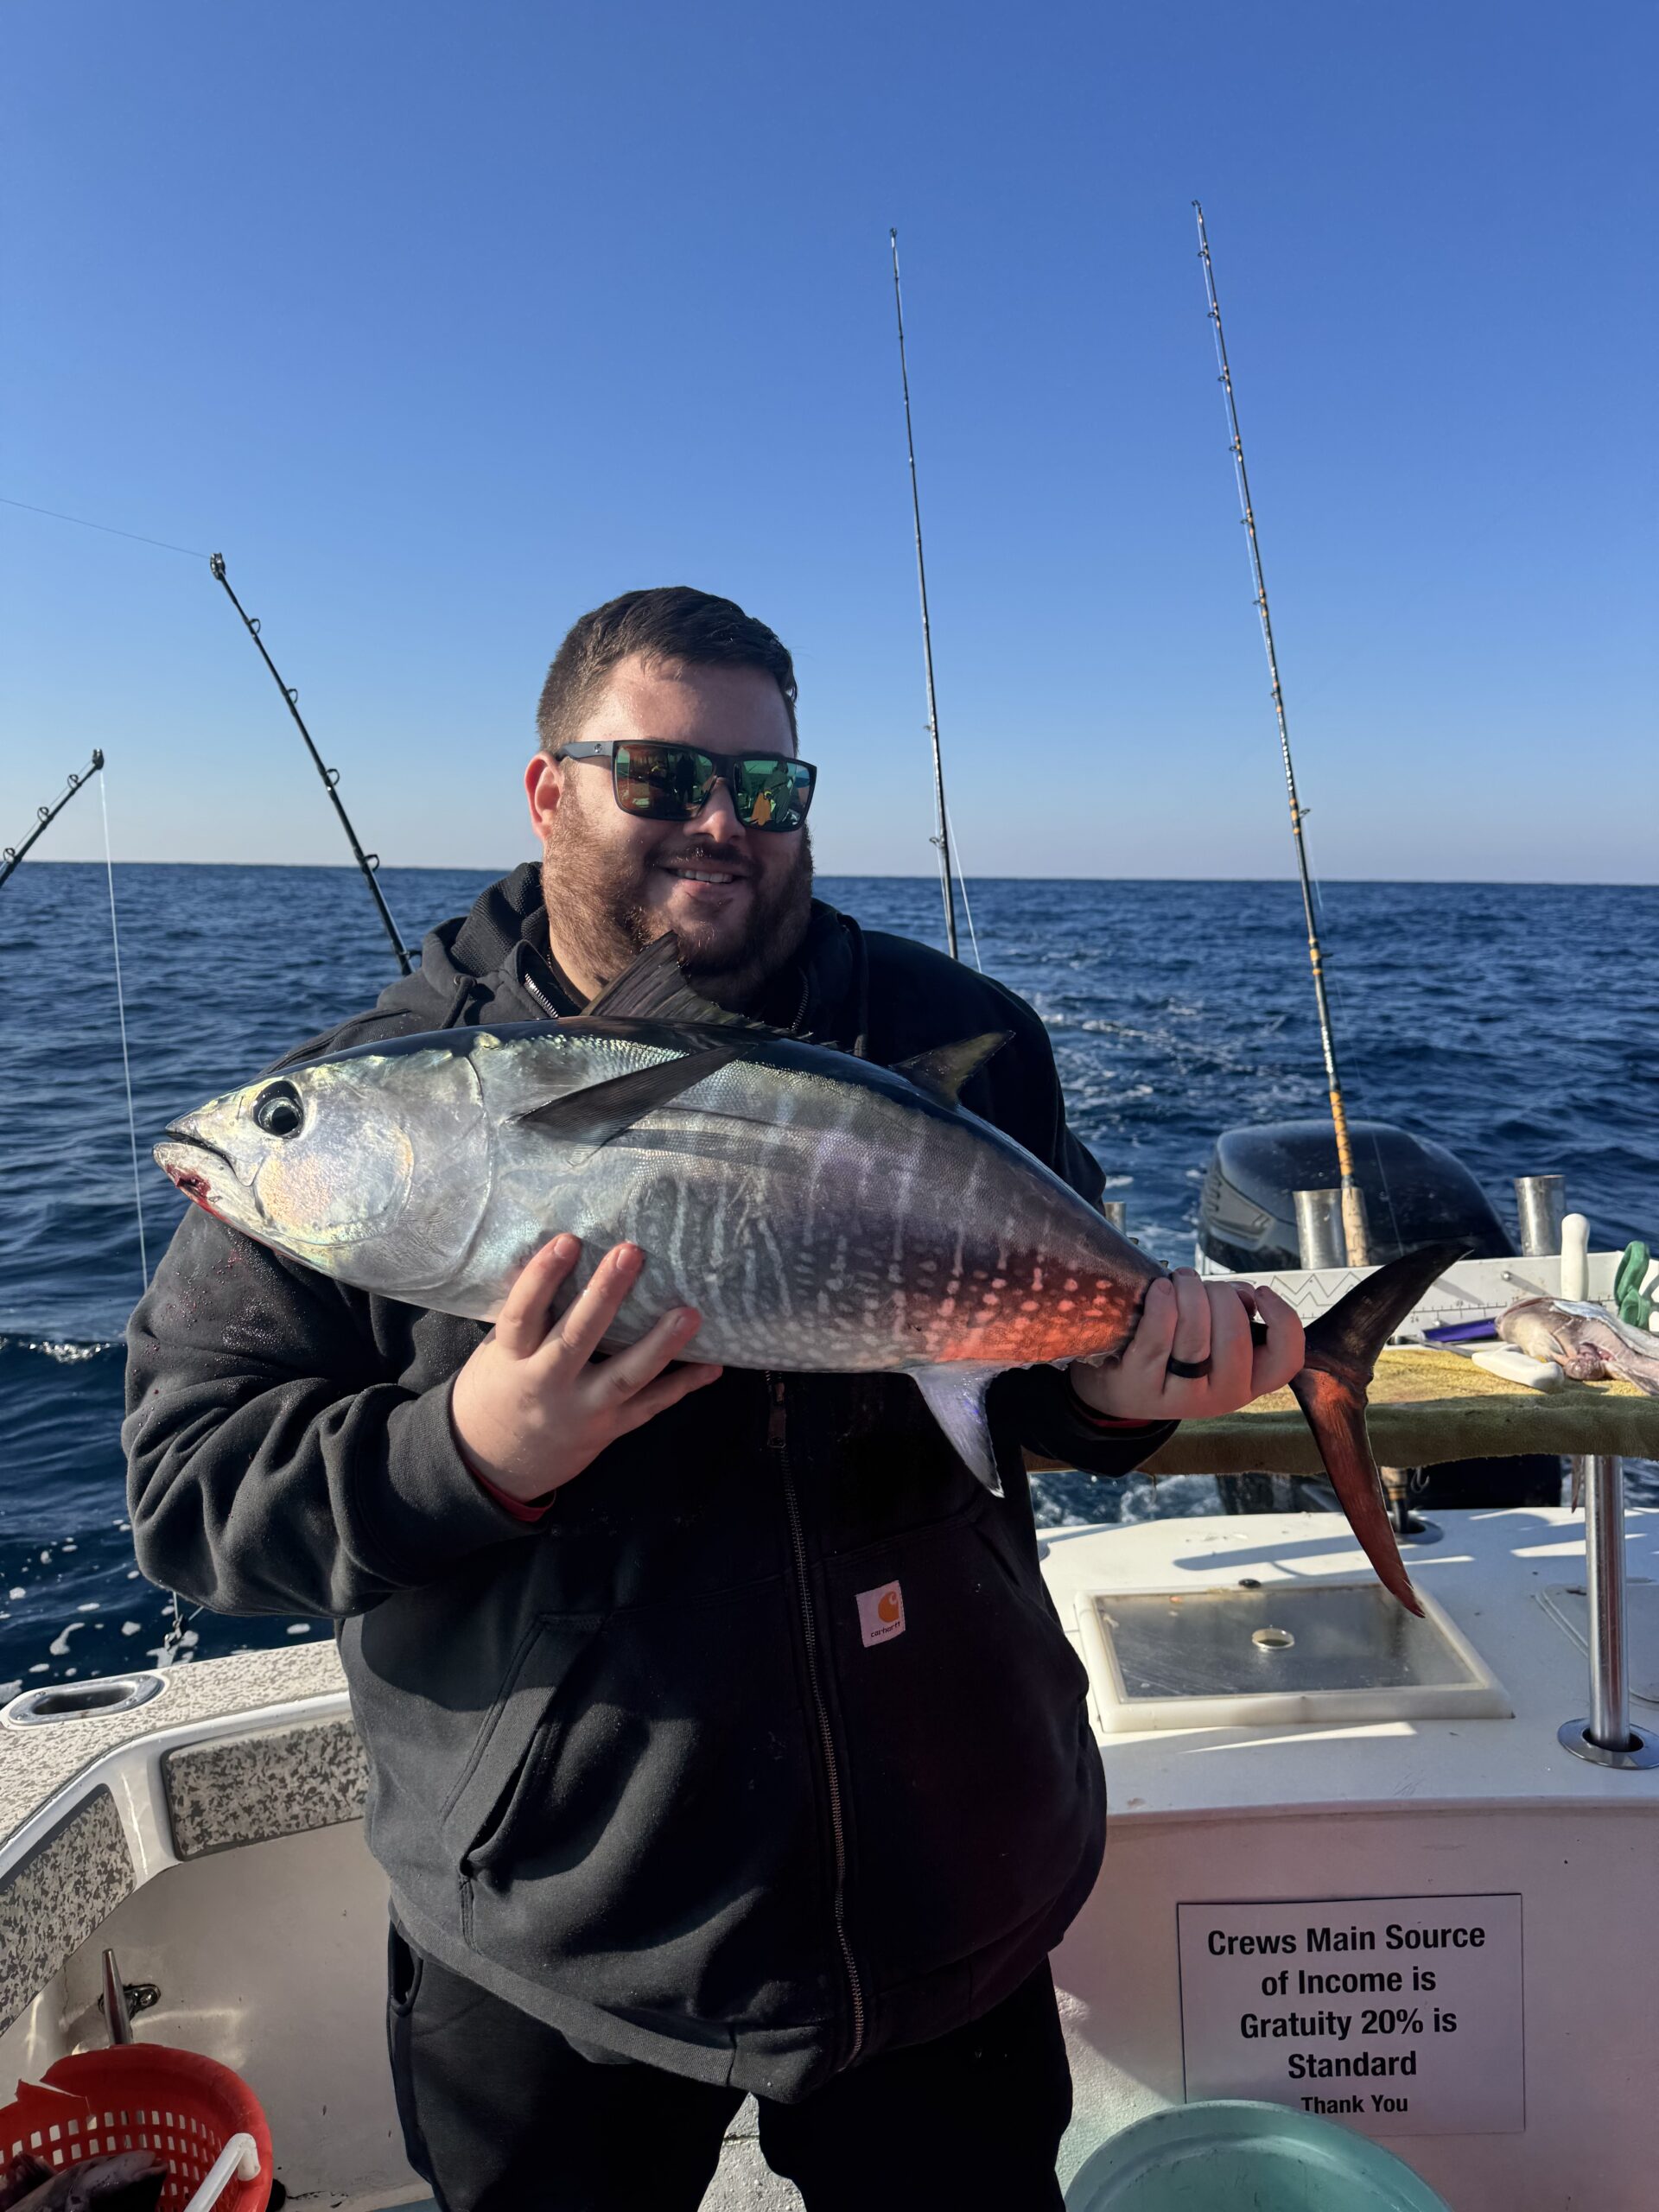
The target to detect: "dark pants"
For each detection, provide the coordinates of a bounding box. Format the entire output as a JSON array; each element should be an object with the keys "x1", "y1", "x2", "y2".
[{"x1": 387, "y1": 1926, "x2": 1071, "y2": 2211}]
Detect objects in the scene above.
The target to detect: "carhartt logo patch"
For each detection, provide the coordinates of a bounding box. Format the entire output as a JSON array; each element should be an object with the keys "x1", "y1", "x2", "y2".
[{"x1": 856, "y1": 1580, "x2": 906, "y2": 1647}]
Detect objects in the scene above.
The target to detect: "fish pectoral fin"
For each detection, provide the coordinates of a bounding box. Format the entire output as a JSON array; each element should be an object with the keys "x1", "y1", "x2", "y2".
[
  {"x1": 514, "y1": 1044, "x2": 743, "y2": 1148},
  {"x1": 582, "y1": 934, "x2": 787, "y2": 1035},
  {"x1": 911, "y1": 1363, "x2": 1006, "y2": 1496},
  {"x1": 1294, "y1": 1239, "x2": 1468, "y2": 1616},
  {"x1": 891, "y1": 1032, "x2": 1012, "y2": 1108}
]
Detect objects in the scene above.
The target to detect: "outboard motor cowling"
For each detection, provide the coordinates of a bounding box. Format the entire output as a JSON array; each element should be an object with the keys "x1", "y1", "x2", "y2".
[
  {"x1": 1198, "y1": 1119, "x2": 1559, "y2": 1510},
  {"x1": 1198, "y1": 1118, "x2": 1510, "y2": 1274}
]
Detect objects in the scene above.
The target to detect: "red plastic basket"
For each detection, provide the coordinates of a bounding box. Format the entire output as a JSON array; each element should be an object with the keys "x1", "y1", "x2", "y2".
[{"x1": 0, "y1": 2044, "x2": 270, "y2": 2211}]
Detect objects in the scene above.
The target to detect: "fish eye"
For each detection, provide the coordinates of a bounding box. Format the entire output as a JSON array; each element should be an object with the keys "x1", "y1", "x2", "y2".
[{"x1": 253, "y1": 1081, "x2": 304, "y2": 1139}]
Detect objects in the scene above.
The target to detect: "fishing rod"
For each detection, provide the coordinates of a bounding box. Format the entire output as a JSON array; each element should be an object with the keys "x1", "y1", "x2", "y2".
[
  {"x1": 1192, "y1": 201, "x2": 1371, "y2": 1267},
  {"x1": 0, "y1": 749, "x2": 105, "y2": 888},
  {"x1": 210, "y1": 554, "x2": 412, "y2": 975},
  {"x1": 888, "y1": 229, "x2": 961, "y2": 962}
]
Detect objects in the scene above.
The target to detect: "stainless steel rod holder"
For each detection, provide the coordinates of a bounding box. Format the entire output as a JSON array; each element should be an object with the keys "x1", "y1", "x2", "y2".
[
  {"x1": 1559, "y1": 1453, "x2": 1659, "y2": 1770},
  {"x1": 1586, "y1": 1454, "x2": 1630, "y2": 1747},
  {"x1": 1294, "y1": 1188, "x2": 1344, "y2": 1271},
  {"x1": 1515, "y1": 1175, "x2": 1565, "y2": 1257},
  {"x1": 1101, "y1": 1200, "x2": 1127, "y2": 1233},
  {"x1": 101, "y1": 1948, "x2": 133, "y2": 2044}
]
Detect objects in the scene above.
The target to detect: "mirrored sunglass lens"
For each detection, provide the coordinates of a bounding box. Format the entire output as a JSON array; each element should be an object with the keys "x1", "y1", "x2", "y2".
[
  {"x1": 613, "y1": 744, "x2": 715, "y2": 817},
  {"x1": 735, "y1": 758, "x2": 811, "y2": 830}
]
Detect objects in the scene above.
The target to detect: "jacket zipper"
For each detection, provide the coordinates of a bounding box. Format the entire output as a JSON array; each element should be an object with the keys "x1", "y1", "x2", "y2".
[{"x1": 767, "y1": 1372, "x2": 866, "y2": 2064}]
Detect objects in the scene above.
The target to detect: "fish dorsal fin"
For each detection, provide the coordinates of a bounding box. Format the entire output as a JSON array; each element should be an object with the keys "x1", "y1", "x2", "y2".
[
  {"x1": 892, "y1": 1031, "x2": 1011, "y2": 1108},
  {"x1": 515, "y1": 1044, "x2": 741, "y2": 1149},
  {"x1": 582, "y1": 934, "x2": 783, "y2": 1035}
]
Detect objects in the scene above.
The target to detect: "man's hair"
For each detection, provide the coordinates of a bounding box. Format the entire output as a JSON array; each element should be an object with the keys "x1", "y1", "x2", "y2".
[{"x1": 536, "y1": 586, "x2": 798, "y2": 754}]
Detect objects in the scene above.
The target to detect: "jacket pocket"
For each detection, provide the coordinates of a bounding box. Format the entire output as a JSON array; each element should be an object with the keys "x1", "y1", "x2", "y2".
[
  {"x1": 449, "y1": 1581, "x2": 838, "y2": 2031},
  {"x1": 441, "y1": 1613, "x2": 606, "y2": 1883},
  {"x1": 822, "y1": 1494, "x2": 1100, "y2": 1989}
]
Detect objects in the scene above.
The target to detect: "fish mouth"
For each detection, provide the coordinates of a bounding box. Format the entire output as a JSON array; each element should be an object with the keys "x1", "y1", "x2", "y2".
[{"x1": 155, "y1": 1128, "x2": 236, "y2": 1210}]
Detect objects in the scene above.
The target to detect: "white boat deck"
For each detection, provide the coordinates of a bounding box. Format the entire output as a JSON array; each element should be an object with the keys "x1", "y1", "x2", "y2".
[{"x1": 1044, "y1": 1503, "x2": 1659, "y2": 1817}]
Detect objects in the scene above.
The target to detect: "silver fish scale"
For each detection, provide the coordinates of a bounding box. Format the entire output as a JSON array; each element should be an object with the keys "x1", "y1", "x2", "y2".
[{"x1": 463, "y1": 1039, "x2": 1136, "y2": 1370}]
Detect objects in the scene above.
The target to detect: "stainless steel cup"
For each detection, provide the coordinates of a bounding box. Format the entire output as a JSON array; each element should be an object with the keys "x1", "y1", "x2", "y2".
[
  {"x1": 1294, "y1": 1187, "x2": 1344, "y2": 1270},
  {"x1": 1515, "y1": 1174, "x2": 1566, "y2": 1257}
]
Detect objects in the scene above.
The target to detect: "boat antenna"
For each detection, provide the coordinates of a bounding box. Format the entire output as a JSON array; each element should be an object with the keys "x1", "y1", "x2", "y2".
[
  {"x1": 210, "y1": 554, "x2": 412, "y2": 975},
  {"x1": 888, "y1": 228, "x2": 960, "y2": 961},
  {"x1": 1192, "y1": 201, "x2": 1371, "y2": 1266},
  {"x1": 0, "y1": 749, "x2": 105, "y2": 888}
]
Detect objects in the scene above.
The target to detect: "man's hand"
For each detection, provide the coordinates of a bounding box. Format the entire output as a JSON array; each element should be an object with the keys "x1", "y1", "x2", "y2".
[
  {"x1": 450, "y1": 1236, "x2": 722, "y2": 1503},
  {"x1": 1069, "y1": 1268, "x2": 1304, "y2": 1424}
]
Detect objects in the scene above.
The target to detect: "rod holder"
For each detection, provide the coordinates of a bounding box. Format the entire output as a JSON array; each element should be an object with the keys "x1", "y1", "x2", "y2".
[
  {"x1": 1515, "y1": 1175, "x2": 1565, "y2": 1258},
  {"x1": 1558, "y1": 1454, "x2": 1659, "y2": 1770},
  {"x1": 102, "y1": 1949, "x2": 134, "y2": 2044},
  {"x1": 1294, "y1": 1188, "x2": 1344, "y2": 1271},
  {"x1": 1381, "y1": 1465, "x2": 1441, "y2": 1544},
  {"x1": 1101, "y1": 1200, "x2": 1127, "y2": 1233}
]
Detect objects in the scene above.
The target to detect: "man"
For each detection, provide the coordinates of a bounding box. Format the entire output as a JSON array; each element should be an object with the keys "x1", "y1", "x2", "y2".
[{"x1": 126, "y1": 587, "x2": 1302, "y2": 2211}]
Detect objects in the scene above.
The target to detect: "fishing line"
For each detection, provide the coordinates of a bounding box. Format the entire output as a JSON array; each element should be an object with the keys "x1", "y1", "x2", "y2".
[
  {"x1": 943, "y1": 802, "x2": 985, "y2": 973},
  {"x1": 99, "y1": 774, "x2": 150, "y2": 1293},
  {"x1": 0, "y1": 493, "x2": 209, "y2": 561},
  {"x1": 98, "y1": 772, "x2": 196, "y2": 1662}
]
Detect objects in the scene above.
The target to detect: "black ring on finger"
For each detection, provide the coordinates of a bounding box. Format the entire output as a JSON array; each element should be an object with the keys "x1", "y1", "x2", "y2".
[{"x1": 1166, "y1": 1355, "x2": 1212, "y2": 1380}]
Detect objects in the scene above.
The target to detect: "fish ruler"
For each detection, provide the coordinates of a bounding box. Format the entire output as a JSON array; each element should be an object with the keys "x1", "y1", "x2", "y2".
[{"x1": 1200, "y1": 1249, "x2": 1623, "y2": 1338}]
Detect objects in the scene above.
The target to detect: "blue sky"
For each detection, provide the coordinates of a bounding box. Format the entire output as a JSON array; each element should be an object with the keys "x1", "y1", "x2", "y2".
[{"x1": 2, "y1": 1, "x2": 1652, "y2": 880}]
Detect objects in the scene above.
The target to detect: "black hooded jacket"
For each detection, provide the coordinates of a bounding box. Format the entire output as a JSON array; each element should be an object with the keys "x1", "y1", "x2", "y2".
[{"x1": 124, "y1": 866, "x2": 1173, "y2": 2100}]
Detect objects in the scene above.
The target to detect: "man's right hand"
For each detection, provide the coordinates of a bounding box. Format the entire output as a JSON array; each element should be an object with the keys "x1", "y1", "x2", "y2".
[{"x1": 449, "y1": 1236, "x2": 722, "y2": 1504}]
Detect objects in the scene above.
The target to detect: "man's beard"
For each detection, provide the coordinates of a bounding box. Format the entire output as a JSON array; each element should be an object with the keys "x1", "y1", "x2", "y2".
[{"x1": 540, "y1": 812, "x2": 815, "y2": 1009}]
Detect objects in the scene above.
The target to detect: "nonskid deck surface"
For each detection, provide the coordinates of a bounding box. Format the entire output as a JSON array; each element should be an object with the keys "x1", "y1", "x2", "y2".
[
  {"x1": 317, "y1": 2199, "x2": 438, "y2": 2210},
  {"x1": 353, "y1": 2172, "x2": 799, "y2": 2210}
]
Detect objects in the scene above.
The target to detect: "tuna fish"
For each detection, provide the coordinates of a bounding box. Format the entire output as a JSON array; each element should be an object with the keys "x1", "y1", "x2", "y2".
[
  {"x1": 156, "y1": 936, "x2": 1460, "y2": 1611},
  {"x1": 1498, "y1": 1297, "x2": 1659, "y2": 1395}
]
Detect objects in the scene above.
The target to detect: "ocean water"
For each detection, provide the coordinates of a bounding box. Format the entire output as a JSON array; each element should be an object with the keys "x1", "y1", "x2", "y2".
[{"x1": 2, "y1": 864, "x2": 1654, "y2": 1694}]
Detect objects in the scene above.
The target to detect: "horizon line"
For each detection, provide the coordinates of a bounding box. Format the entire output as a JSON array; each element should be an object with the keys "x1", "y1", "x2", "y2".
[{"x1": 13, "y1": 857, "x2": 1655, "y2": 890}]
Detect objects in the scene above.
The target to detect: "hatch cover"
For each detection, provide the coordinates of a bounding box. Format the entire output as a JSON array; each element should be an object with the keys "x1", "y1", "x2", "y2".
[{"x1": 1076, "y1": 1578, "x2": 1510, "y2": 1732}]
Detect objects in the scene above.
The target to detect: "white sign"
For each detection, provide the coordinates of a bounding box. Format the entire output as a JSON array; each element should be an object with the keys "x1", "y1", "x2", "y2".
[{"x1": 1177, "y1": 1893, "x2": 1524, "y2": 2136}]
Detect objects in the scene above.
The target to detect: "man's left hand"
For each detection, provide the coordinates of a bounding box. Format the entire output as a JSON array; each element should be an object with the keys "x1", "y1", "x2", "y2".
[{"x1": 1069, "y1": 1269, "x2": 1304, "y2": 1423}]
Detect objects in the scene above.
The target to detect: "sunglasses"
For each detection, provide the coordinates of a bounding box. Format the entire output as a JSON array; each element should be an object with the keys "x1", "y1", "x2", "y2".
[{"x1": 553, "y1": 741, "x2": 817, "y2": 832}]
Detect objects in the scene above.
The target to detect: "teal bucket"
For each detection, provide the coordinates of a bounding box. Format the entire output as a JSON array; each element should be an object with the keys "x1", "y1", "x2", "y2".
[{"x1": 1065, "y1": 2101, "x2": 1452, "y2": 2212}]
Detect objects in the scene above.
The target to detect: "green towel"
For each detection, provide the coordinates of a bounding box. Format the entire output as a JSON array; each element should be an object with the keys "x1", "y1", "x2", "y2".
[{"x1": 1616, "y1": 1240, "x2": 1652, "y2": 1330}]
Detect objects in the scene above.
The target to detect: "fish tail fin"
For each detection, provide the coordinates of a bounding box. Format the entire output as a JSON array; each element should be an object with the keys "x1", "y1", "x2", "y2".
[
  {"x1": 1291, "y1": 1239, "x2": 1467, "y2": 1616},
  {"x1": 912, "y1": 1363, "x2": 1006, "y2": 1496}
]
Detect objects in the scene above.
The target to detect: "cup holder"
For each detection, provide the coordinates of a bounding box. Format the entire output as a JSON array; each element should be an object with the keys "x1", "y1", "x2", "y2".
[{"x1": 4, "y1": 1674, "x2": 166, "y2": 1726}]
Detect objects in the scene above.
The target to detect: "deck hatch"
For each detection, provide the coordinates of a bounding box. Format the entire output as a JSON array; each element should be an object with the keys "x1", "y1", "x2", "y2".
[{"x1": 1075, "y1": 1578, "x2": 1510, "y2": 1732}]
